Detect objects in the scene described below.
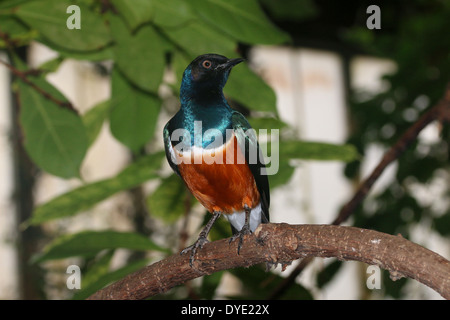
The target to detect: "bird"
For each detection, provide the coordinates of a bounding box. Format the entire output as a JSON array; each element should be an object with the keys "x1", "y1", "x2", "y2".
[{"x1": 163, "y1": 54, "x2": 270, "y2": 267}]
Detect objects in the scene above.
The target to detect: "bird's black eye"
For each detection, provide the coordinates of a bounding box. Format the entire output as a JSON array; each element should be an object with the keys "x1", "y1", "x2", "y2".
[{"x1": 202, "y1": 60, "x2": 212, "y2": 69}]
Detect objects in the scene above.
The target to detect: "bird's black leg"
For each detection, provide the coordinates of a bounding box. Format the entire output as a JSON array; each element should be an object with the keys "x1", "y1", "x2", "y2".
[
  {"x1": 181, "y1": 211, "x2": 221, "y2": 267},
  {"x1": 229, "y1": 205, "x2": 252, "y2": 254}
]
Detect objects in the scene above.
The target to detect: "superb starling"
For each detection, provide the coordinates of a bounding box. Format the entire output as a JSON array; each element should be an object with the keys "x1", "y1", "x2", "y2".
[{"x1": 163, "y1": 54, "x2": 270, "y2": 266}]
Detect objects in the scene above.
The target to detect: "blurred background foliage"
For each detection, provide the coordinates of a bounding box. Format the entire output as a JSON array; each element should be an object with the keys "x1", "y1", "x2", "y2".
[
  {"x1": 342, "y1": 0, "x2": 450, "y2": 298},
  {"x1": 0, "y1": 0, "x2": 448, "y2": 299}
]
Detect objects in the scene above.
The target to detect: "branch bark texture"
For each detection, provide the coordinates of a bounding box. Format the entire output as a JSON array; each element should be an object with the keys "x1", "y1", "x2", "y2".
[{"x1": 88, "y1": 223, "x2": 450, "y2": 300}]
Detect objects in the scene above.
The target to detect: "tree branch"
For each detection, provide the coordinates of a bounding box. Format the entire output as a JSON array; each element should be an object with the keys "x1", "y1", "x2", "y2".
[{"x1": 87, "y1": 223, "x2": 450, "y2": 300}]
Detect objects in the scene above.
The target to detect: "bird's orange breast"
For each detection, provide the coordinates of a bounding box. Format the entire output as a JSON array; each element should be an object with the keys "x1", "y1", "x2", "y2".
[{"x1": 175, "y1": 134, "x2": 260, "y2": 214}]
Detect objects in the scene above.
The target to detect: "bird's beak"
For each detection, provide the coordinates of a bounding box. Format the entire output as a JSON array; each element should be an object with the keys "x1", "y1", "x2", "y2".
[{"x1": 216, "y1": 58, "x2": 245, "y2": 70}]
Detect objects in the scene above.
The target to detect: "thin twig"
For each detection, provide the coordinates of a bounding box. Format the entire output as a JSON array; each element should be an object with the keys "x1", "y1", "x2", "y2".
[{"x1": 0, "y1": 59, "x2": 77, "y2": 113}]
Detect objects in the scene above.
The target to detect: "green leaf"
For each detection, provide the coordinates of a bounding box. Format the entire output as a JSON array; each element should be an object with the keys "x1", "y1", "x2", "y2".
[
  {"x1": 152, "y1": 0, "x2": 195, "y2": 28},
  {"x1": 247, "y1": 116, "x2": 288, "y2": 131},
  {"x1": 317, "y1": 259, "x2": 342, "y2": 288},
  {"x1": 36, "y1": 56, "x2": 64, "y2": 74},
  {"x1": 208, "y1": 215, "x2": 233, "y2": 240},
  {"x1": 72, "y1": 258, "x2": 150, "y2": 300},
  {"x1": 163, "y1": 19, "x2": 236, "y2": 58},
  {"x1": 110, "y1": 15, "x2": 166, "y2": 93},
  {"x1": 147, "y1": 174, "x2": 187, "y2": 223},
  {"x1": 32, "y1": 230, "x2": 168, "y2": 263},
  {"x1": 0, "y1": 16, "x2": 36, "y2": 48},
  {"x1": 261, "y1": 139, "x2": 360, "y2": 188},
  {"x1": 0, "y1": 0, "x2": 30, "y2": 10},
  {"x1": 189, "y1": 0, "x2": 290, "y2": 45},
  {"x1": 80, "y1": 251, "x2": 115, "y2": 289},
  {"x1": 109, "y1": 69, "x2": 161, "y2": 152},
  {"x1": 259, "y1": 0, "x2": 318, "y2": 21},
  {"x1": 433, "y1": 212, "x2": 450, "y2": 236},
  {"x1": 229, "y1": 267, "x2": 313, "y2": 299},
  {"x1": 82, "y1": 99, "x2": 111, "y2": 146},
  {"x1": 258, "y1": 139, "x2": 296, "y2": 188},
  {"x1": 267, "y1": 157, "x2": 295, "y2": 189},
  {"x1": 15, "y1": 0, "x2": 111, "y2": 51},
  {"x1": 57, "y1": 46, "x2": 114, "y2": 61},
  {"x1": 110, "y1": 0, "x2": 154, "y2": 31},
  {"x1": 112, "y1": 0, "x2": 195, "y2": 30},
  {"x1": 280, "y1": 140, "x2": 360, "y2": 162},
  {"x1": 17, "y1": 77, "x2": 88, "y2": 179},
  {"x1": 200, "y1": 271, "x2": 224, "y2": 299},
  {"x1": 27, "y1": 152, "x2": 165, "y2": 226},
  {"x1": 224, "y1": 64, "x2": 278, "y2": 114}
]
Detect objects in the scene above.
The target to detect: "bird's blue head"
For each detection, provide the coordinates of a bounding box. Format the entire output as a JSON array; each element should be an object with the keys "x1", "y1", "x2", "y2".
[{"x1": 180, "y1": 54, "x2": 244, "y2": 104}]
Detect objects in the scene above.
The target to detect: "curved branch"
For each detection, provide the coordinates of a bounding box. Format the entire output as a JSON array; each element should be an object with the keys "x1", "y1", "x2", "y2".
[{"x1": 87, "y1": 223, "x2": 450, "y2": 300}]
